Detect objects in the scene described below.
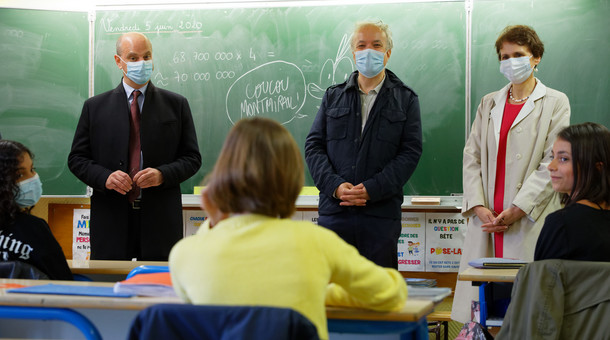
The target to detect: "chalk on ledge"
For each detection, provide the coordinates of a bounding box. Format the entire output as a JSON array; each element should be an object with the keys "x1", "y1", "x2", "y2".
[{"x1": 411, "y1": 197, "x2": 441, "y2": 205}]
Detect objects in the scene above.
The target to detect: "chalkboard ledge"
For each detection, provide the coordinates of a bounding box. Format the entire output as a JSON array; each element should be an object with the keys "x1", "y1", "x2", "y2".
[
  {"x1": 38, "y1": 195, "x2": 461, "y2": 210},
  {"x1": 181, "y1": 195, "x2": 462, "y2": 210}
]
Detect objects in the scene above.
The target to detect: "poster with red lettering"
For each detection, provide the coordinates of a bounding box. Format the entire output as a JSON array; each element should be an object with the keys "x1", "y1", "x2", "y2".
[
  {"x1": 425, "y1": 212, "x2": 466, "y2": 272},
  {"x1": 72, "y1": 208, "x2": 91, "y2": 266},
  {"x1": 397, "y1": 212, "x2": 425, "y2": 271}
]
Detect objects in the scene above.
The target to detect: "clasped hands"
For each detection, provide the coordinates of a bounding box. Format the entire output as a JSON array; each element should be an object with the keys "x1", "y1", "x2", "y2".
[
  {"x1": 335, "y1": 182, "x2": 370, "y2": 206},
  {"x1": 105, "y1": 168, "x2": 164, "y2": 194},
  {"x1": 474, "y1": 205, "x2": 526, "y2": 233}
]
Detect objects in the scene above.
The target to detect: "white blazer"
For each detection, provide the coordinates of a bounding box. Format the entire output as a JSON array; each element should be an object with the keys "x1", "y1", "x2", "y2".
[{"x1": 452, "y1": 79, "x2": 571, "y2": 323}]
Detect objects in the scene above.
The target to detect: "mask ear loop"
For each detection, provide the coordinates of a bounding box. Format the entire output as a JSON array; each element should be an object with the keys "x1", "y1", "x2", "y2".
[
  {"x1": 532, "y1": 55, "x2": 539, "y2": 71},
  {"x1": 117, "y1": 55, "x2": 128, "y2": 77}
]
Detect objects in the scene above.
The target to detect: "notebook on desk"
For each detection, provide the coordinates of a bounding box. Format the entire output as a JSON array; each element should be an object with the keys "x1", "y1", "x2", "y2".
[
  {"x1": 468, "y1": 257, "x2": 528, "y2": 269},
  {"x1": 113, "y1": 272, "x2": 176, "y2": 297},
  {"x1": 7, "y1": 284, "x2": 134, "y2": 298}
]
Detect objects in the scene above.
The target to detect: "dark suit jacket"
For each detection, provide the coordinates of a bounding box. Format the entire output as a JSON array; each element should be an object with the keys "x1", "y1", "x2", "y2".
[
  {"x1": 305, "y1": 70, "x2": 422, "y2": 220},
  {"x1": 68, "y1": 81, "x2": 201, "y2": 260}
]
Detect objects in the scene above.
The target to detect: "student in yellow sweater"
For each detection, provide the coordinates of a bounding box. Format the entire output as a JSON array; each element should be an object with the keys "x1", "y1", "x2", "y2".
[{"x1": 169, "y1": 117, "x2": 407, "y2": 340}]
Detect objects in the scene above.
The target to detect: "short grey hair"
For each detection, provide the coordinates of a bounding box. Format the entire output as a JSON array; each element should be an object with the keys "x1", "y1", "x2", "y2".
[{"x1": 350, "y1": 20, "x2": 393, "y2": 52}]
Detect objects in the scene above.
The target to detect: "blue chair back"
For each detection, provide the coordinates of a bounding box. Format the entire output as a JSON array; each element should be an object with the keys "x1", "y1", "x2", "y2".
[{"x1": 128, "y1": 304, "x2": 319, "y2": 340}]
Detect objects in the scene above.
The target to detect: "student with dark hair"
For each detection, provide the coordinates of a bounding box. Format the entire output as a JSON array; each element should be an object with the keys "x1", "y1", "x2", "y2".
[
  {"x1": 534, "y1": 122, "x2": 610, "y2": 261},
  {"x1": 0, "y1": 140, "x2": 72, "y2": 280},
  {"x1": 169, "y1": 117, "x2": 407, "y2": 340}
]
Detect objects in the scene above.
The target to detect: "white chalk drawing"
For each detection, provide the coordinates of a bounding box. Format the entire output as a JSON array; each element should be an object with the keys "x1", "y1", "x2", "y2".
[
  {"x1": 154, "y1": 72, "x2": 169, "y2": 87},
  {"x1": 224, "y1": 35, "x2": 354, "y2": 125},
  {"x1": 226, "y1": 60, "x2": 307, "y2": 125},
  {"x1": 307, "y1": 34, "x2": 354, "y2": 100}
]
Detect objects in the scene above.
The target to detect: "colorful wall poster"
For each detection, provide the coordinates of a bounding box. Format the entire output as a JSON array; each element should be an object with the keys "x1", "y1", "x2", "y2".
[
  {"x1": 183, "y1": 210, "x2": 207, "y2": 237},
  {"x1": 291, "y1": 210, "x2": 303, "y2": 221},
  {"x1": 301, "y1": 210, "x2": 319, "y2": 225},
  {"x1": 72, "y1": 208, "x2": 91, "y2": 266},
  {"x1": 397, "y1": 212, "x2": 426, "y2": 271},
  {"x1": 425, "y1": 212, "x2": 467, "y2": 272}
]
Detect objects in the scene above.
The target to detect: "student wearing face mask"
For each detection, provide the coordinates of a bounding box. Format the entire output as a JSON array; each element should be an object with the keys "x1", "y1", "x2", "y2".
[
  {"x1": 451, "y1": 25, "x2": 571, "y2": 323},
  {"x1": 0, "y1": 140, "x2": 72, "y2": 280},
  {"x1": 68, "y1": 32, "x2": 201, "y2": 261},
  {"x1": 305, "y1": 21, "x2": 422, "y2": 269}
]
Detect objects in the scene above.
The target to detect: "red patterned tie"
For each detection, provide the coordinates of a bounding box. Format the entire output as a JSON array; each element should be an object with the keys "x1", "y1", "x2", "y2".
[{"x1": 127, "y1": 90, "x2": 141, "y2": 202}]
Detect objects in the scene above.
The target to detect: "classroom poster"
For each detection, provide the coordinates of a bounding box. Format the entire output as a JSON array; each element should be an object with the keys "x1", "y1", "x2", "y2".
[
  {"x1": 183, "y1": 210, "x2": 207, "y2": 237},
  {"x1": 72, "y1": 208, "x2": 91, "y2": 266},
  {"x1": 425, "y1": 212, "x2": 467, "y2": 272},
  {"x1": 291, "y1": 210, "x2": 303, "y2": 221},
  {"x1": 397, "y1": 212, "x2": 426, "y2": 271},
  {"x1": 301, "y1": 211, "x2": 319, "y2": 225}
]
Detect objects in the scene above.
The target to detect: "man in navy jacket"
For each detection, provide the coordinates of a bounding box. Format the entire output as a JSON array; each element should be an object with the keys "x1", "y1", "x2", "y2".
[
  {"x1": 68, "y1": 32, "x2": 201, "y2": 260},
  {"x1": 305, "y1": 21, "x2": 422, "y2": 268}
]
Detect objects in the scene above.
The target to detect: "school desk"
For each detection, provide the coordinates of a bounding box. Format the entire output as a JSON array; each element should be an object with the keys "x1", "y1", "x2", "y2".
[
  {"x1": 0, "y1": 278, "x2": 434, "y2": 340},
  {"x1": 457, "y1": 267, "x2": 519, "y2": 283},
  {"x1": 68, "y1": 260, "x2": 168, "y2": 276},
  {"x1": 458, "y1": 267, "x2": 519, "y2": 327}
]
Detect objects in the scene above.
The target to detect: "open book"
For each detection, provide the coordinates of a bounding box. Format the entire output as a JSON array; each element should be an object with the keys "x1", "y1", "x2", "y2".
[
  {"x1": 468, "y1": 257, "x2": 528, "y2": 269},
  {"x1": 113, "y1": 272, "x2": 176, "y2": 297}
]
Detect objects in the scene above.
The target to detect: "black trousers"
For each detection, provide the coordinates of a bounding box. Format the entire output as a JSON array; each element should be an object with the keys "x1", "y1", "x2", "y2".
[
  {"x1": 318, "y1": 211, "x2": 401, "y2": 269},
  {"x1": 126, "y1": 200, "x2": 142, "y2": 260}
]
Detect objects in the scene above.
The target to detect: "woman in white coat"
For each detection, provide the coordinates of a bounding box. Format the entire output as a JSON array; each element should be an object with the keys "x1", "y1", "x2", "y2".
[{"x1": 451, "y1": 25, "x2": 570, "y2": 323}]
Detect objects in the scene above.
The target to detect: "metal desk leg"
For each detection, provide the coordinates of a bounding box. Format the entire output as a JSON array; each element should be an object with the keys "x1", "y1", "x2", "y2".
[
  {"x1": 328, "y1": 318, "x2": 429, "y2": 339},
  {"x1": 0, "y1": 306, "x2": 102, "y2": 340},
  {"x1": 479, "y1": 282, "x2": 488, "y2": 328},
  {"x1": 401, "y1": 318, "x2": 430, "y2": 340}
]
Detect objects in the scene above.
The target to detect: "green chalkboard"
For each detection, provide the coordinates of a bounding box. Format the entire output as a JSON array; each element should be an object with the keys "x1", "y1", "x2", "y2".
[
  {"x1": 0, "y1": 8, "x2": 89, "y2": 195},
  {"x1": 94, "y1": 2, "x2": 467, "y2": 195},
  {"x1": 471, "y1": 0, "x2": 610, "y2": 127},
  {"x1": 4, "y1": 1, "x2": 608, "y2": 196}
]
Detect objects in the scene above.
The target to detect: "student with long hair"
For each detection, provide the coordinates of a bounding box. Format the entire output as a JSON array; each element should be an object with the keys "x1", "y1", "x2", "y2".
[
  {"x1": 169, "y1": 117, "x2": 407, "y2": 340},
  {"x1": 535, "y1": 122, "x2": 610, "y2": 261},
  {"x1": 0, "y1": 140, "x2": 72, "y2": 280}
]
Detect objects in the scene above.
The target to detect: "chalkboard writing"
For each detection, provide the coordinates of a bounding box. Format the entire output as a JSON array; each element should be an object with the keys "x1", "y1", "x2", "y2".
[
  {"x1": 4, "y1": 1, "x2": 606, "y2": 196},
  {"x1": 0, "y1": 9, "x2": 88, "y2": 195},
  {"x1": 94, "y1": 2, "x2": 467, "y2": 195}
]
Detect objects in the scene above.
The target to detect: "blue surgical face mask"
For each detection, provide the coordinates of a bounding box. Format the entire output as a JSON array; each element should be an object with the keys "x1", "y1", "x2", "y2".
[
  {"x1": 15, "y1": 173, "x2": 43, "y2": 208},
  {"x1": 119, "y1": 56, "x2": 153, "y2": 85},
  {"x1": 499, "y1": 56, "x2": 533, "y2": 84},
  {"x1": 354, "y1": 49, "x2": 386, "y2": 78}
]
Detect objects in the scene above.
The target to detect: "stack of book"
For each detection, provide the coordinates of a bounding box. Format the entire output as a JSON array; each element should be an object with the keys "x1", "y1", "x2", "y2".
[
  {"x1": 468, "y1": 257, "x2": 528, "y2": 269},
  {"x1": 404, "y1": 278, "x2": 437, "y2": 288}
]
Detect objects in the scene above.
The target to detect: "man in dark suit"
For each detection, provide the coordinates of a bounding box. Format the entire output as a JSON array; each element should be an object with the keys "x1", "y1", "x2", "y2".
[{"x1": 68, "y1": 32, "x2": 201, "y2": 260}]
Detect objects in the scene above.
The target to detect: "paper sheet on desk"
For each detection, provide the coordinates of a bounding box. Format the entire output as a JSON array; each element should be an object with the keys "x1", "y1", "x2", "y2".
[
  {"x1": 468, "y1": 257, "x2": 528, "y2": 269},
  {"x1": 7, "y1": 284, "x2": 134, "y2": 297},
  {"x1": 114, "y1": 272, "x2": 176, "y2": 297}
]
